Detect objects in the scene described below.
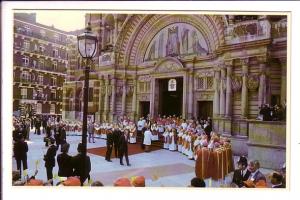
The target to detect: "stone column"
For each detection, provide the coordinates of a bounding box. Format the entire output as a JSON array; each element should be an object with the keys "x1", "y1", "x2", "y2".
[
  {"x1": 225, "y1": 61, "x2": 233, "y2": 117},
  {"x1": 121, "y1": 79, "x2": 127, "y2": 116},
  {"x1": 132, "y1": 78, "x2": 137, "y2": 121},
  {"x1": 279, "y1": 58, "x2": 287, "y2": 105},
  {"x1": 150, "y1": 78, "x2": 155, "y2": 118},
  {"x1": 219, "y1": 68, "x2": 226, "y2": 117},
  {"x1": 98, "y1": 78, "x2": 104, "y2": 122},
  {"x1": 188, "y1": 70, "x2": 194, "y2": 119},
  {"x1": 241, "y1": 58, "x2": 249, "y2": 118},
  {"x1": 111, "y1": 77, "x2": 116, "y2": 121},
  {"x1": 258, "y1": 60, "x2": 267, "y2": 108},
  {"x1": 103, "y1": 78, "x2": 109, "y2": 121},
  {"x1": 213, "y1": 69, "x2": 220, "y2": 117},
  {"x1": 114, "y1": 15, "x2": 118, "y2": 44}
]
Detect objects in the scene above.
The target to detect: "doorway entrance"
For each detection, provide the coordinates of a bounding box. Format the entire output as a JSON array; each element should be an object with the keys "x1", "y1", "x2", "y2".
[
  {"x1": 158, "y1": 77, "x2": 183, "y2": 117},
  {"x1": 140, "y1": 101, "x2": 150, "y2": 119},
  {"x1": 197, "y1": 101, "x2": 213, "y2": 120}
]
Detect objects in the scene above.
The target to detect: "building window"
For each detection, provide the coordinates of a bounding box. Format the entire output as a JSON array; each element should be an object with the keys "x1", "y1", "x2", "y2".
[
  {"x1": 197, "y1": 77, "x2": 205, "y2": 90},
  {"x1": 21, "y1": 71, "x2": 30, "y2": 82},
  {"x1": 51, "y1": 77, "x2": 57, "y2": 86},
  {"x1": 33, "y1": 60, "x2": 37, "y2": 68},
  {"x1": 51, "y1": 91, "x2": 56, "y2": 100},
  {"x1": 39, "y1": 45, "x2": 45, "y2": 53},
  {"x1": 53, "y1": 48, "x2": 58, "y2": 57},
  {"x1": 21, "y1": 88, "x2": 27, "y2": 99},
  {"x1": 34, "y1": 44, "x2": 38, "y2": 52},
  {"x1": 50, "y1": 104, "x2": 55, "y2": 114},
  {"x1": 40, "y1": 30, "x2": 46, "y2": 37},
  {"x1": 38, "y1": 75, "x2": 43, "y2": 85},
  {"x1": 207, "y1": 77, "x2": 213, "y2": 89},
  {"x1": 139, "y1": 82, "x2": 145, "y2": 93},
  {"x1": 36, "y1": 103, "x2": 42, "y2": 114},
  {"x1": 24, "y1": 25, "x2": 31, "y2": 35},
  {"x1": 23, "y1": 40, "x2": 30, "y2": 51},
  {"x1": 52, "y1": 61, "x2": 57, "y2": 71},
  {"x1": 54, "y1": 34, "x2": 59, "y2": 42},
  {"x1": 22, "y1": 56, "x2": 29, "y2": 66},
  {"x1": 38, "y1": 58, "x2": 44, "y2": 69},
  {"x1": 88, "y1": 88, "x2": 93, "y2": 102}
]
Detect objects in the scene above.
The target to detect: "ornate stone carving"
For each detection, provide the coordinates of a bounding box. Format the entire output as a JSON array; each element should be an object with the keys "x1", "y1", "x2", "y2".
[
  {"x1": 138, "y1": 75, "x2": 151, "y2": 81},
  {"x1": 196, "y1": 70, "x2": 214, "y2": 77},
  {"x1": 116, "y1": 86, "x2": 123, "y2": 97},
  {"x1": 197, "y1": 92, "x2": 214, "y2": 100},
  {"x1": 126, "y1": 85, "x2": 134, "y2": 96},
  {"x1": 157, "y1": 61, "x2": 181, "y2": 72},
  {"x1": 220, "y1": 78, "x2": 227, "y2": 91},
  {"x1": 247, "y1": 75, "x2": 259, "y2": 90},
  {"x1": 100, "y1": 86, "x2": 106, "y2": 97},
  {"x1": 231, "y1": 76, "x2": 242, "y2": 92},
  {"x1": 107, "y1": 86, "x2": 112, "y2": 96}
]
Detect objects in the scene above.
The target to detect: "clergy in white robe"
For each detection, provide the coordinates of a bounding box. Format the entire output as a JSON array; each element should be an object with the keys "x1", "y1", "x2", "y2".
[
  {"x1": 151, "y1": 123, "x2": 159, "y2": 141},
  {"x1": 143, "y1": 128, "x2": 152, "y2": 152},
  {"x1": 163, "y1": 129, "x2": 170, "y2": 149},
  {"x1": 168, "y1": 129, "x2": 177, "y2": 151}
]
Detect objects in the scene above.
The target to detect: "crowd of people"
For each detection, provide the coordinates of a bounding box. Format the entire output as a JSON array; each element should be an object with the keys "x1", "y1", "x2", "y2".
[
  {"x1": 231, "y1": 156, "x2": 286, "y2": 188},
  {"x1": 12, "y1": 114, "x2": 286, "y2": 188},
  {"x1": 258, "y1": 103, "x2": 286, "y2": 121}
]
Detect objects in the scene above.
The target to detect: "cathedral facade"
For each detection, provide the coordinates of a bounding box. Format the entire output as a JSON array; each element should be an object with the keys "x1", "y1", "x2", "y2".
[{"x1": 63, "y1": 14, "x2": 287, "y2": 169}]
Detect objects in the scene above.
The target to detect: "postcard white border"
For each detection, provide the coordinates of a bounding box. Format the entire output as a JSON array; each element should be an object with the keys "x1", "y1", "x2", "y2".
[{"x1": 2, "y1": 1, "x2": 299, "y2": 200}]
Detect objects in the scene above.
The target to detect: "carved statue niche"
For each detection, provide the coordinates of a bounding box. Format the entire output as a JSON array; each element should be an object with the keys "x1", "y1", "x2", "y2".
[
  {"x1": 166, "y1": 26, "x2": 180, "y2": 56},
  {"x1": 181, "y1": 28, "x2": 189, "y2": 54},
  {"x1": 126, "y1": 85, "x2": 134, "y2": 96},
  {"x1": 192, "y1": 30, "x2": 208, "y2": 55}
]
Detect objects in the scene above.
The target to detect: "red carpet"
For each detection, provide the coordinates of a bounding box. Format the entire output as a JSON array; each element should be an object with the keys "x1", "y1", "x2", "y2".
[{"x1": 87, "y1": 143, "x2": 162, "y2": 158}]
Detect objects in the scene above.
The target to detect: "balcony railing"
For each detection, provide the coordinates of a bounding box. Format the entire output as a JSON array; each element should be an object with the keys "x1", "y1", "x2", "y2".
[
  {"x1": 271, "y1": 19, "x2": 287, "y2": 38},
  {"x1": 15, "y1": 28, "x2": 67, "y2": 46},
  {"x1": 225, "y1": 20, "x2": 271, "y2": 44}
]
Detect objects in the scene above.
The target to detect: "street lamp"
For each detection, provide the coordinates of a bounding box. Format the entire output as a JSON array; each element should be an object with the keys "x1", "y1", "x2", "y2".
[{"x1": 77, "y1": 22, "x2": 98, "y2": 185}]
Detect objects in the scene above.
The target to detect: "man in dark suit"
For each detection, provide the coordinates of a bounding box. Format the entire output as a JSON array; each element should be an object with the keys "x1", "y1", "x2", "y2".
[
  {"x1": 118, "y1": 131, "x2": 130, "y2": 166},
  {"x1": 231, "y1": 156, "x2": 251, "y2": 187},
  {"x1": 105, "y1": 128, "x2": 113, "y2": 162},
  {"x1": 35, "y1": 118, "x2": 41, "y2": 135},
  {"x1": 72, "y1": 143, "x2": 91, "y2": 185},
  {"x1": 247, "y1": 160, "x2": 266, "y2": 184},
  {"x1": 59, "y1": 124, "x2": 67, "y2": 146},
  {"x1": 57, "y1": 143, "x2": 73, "y2": 177},
  {"x1": 44, "y1": 137, "x2": 57, "y2": 185},
  {"x1": 271, "y1": 172, "x2": 285, "y2": 188},
  {"x1": 112, "y1": 125, "x2": 121, "y2": 158},
  {"x1": 13, "y1": 135, "x2": 28, "y2": 176}
]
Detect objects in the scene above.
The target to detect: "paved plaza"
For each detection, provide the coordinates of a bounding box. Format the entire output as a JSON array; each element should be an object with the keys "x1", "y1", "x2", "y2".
[{"x1": 12, "y1": 129, "x2": 274, "y2": 187}]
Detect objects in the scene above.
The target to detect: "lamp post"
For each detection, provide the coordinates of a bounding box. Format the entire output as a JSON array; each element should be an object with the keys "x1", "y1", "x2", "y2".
[{"x1": 77, "y1": 22, "x2": 98, "y2": 185}]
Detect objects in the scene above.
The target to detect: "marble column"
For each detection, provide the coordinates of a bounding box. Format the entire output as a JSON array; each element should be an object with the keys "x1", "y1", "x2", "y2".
[
  {"x1": 188, "y1": 70, "x2": 194, "y2": 119},
  {"x1": 213, "y1": 69, "x2": 220, "y2": 117},
  {"x1": 121, "y1": 79, "x2": 127, "y2": 116},
  {"x1": 258, "y1": 62, "x2": 267, "y2": 108},
  {"x1": 225, "y1": 62, "x2": 233, "y2": 117},
  {"x1": 279, "y1": 58, "x2": 287, "y2": 105},
  {"x1": 132, "y1": 79, "x2": 137, "y2": 121},
  {"x1": 104, "y1": 78, "x2": 109, "y2": 121},
  {"x1": 241, "y1": 58, "x2": 249, "y2": 118},
  {"x1": 150, "y1": 78, "x2": 155, "y2": 118},
  {"x1": 98, "y1": 77, "x2": 104, "y2": 122},
  {"x1": 219, "y1": 68, "x2": 226, "y2": 117},
  {"x1": 114, "y1": 16, "x2": 118, "y2": 44},
  {"x1": 111, "y1": 77, "x2": 116, "y2": 121}
]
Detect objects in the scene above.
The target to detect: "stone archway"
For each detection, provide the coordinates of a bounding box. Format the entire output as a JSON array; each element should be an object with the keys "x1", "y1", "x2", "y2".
[{"x1": 115, "y1": 14, "x2": 226, "y2": 67}]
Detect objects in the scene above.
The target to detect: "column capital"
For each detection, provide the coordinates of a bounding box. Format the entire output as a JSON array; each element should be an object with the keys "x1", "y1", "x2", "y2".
[
  {"x1": 224, "y1": 59, "x2": 233, "y2": 67},
  {"x1": 240, "y1": 57, "x2": 249, "y2": 66},
  {"x1": 257, "y1": 55, "x2": 268, "y2": 64}
]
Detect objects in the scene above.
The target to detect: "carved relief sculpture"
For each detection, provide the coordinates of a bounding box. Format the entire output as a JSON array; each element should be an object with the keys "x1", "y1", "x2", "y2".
[
  {"x1": 247, "y1": 75, "x2": 259, "y2": 90},
  {"x1": 231, "y1": 76, "x2": 242, "y2": 92}
]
